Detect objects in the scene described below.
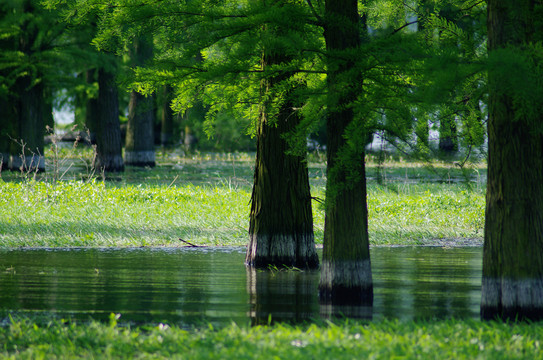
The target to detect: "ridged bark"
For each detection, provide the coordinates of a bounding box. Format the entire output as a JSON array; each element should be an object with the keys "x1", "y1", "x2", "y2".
[
  {"x1": 481, "y1": 0, "x2": 543, "y2": 321},
  {"x1": 318, "y1": 0, "x2": 373, "y2": 306},
  {"x1": 125, "y1": 36, "x2": 155, "y2": 167},
  {"x1": 9, "y1": 1, "x2": 45, "y2": 172},
  {"x1": 245, "y1": 11, "x2": 318, "y2": 270},
  {"x1": 94, "y1": 68, "x2": 124, "y2": 172},
  {"x1": 246, "y1": 93, "x2": 318, "y2": 269}
]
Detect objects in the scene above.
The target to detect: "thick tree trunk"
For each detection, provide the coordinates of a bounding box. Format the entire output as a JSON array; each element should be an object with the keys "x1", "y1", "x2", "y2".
[
  {"x1": 0, "y1": 94, "x2": 16, "y2": 170},
  {"x1": 246, "y1": 95, "x2": 319, "y2": 269},
  {"x1": 125, "y1": 91, "x2": 156, "y2": 166},
  {"x1": 9, "y1": 1, "x2": 45, "y2": 172},
  {"x1": 94, "y1": 68, "x2": 124, "y2": 172},
  {"x1": 318, "y1": 0, "x2": 373, "y2": 305},
  {"x1": 481, "y1": 0, "x2": 543, "y2": 321},
  {"x1": 245, "y1": 18, "x2": 318, "y2": 269},
  {"x1": 125, "y1": 36, "x2": 155, "y2": 167}
]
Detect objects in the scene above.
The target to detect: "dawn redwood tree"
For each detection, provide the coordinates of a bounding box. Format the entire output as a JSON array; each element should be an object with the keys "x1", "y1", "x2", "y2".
[
  {"x1": 93, "y1": 67, "x2": 124, "y2": 172},
  {"x1": 481, "y1": 0, "x2": 543, "y2": 320},
  {"x1": 125, "y1": 35, "x2": 156, "y2": 167},
  {"x1": 71, "y1": 0, "x2": 320, "y2": 268},
  {"x1": 245, "y1": 8, "x2": 319, "y2": 269},
  {"x1": 318, "y1": 0, "x2": 372, "y2": 305},
  {"x1": 159, "y1": 85, "x2": 175, "y2": 147}
]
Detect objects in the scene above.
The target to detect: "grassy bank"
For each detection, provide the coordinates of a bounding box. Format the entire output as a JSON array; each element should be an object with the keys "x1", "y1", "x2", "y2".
[
  {"x1": 1, "y1": 316, "x2": 541, "y2": 359},
  {"x1": 0, "y1": 179, "x2": 484, "y2": 248}
]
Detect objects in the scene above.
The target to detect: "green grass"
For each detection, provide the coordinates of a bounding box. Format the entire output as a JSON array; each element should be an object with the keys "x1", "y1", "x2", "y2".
[
  {"x1": 0, "y1": 154, "x2": 525, "y2": 359},
  {"x1": 0, "y1": 153, "x2": 486, "y2": 248},
  {"x1": 1, "y1": 316, "x2": 542, "y2": 359}
]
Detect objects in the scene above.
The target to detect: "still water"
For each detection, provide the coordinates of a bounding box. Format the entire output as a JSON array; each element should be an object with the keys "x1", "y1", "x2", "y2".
[{"x1": 0, "y1": 247, "x2": 482, "y2": 326}]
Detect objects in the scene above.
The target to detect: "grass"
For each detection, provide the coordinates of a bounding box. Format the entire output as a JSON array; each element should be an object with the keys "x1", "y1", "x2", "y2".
[
  {"x1": 1, "y1": 316, "x2": 542, "y2": 359},
  {"x1": 0, "y1": 148, "x2": 486, "y2": 248},
  {"x1": 0, "y1": 151, "x2": 496, "y2": 359},
  {"x1": 0, "y1": 177, "x2": 484, "y2": 248}
]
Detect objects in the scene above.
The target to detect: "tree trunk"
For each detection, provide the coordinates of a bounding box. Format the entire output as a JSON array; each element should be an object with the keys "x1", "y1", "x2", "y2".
[
  {"x1": 246, "y1": 92, "x2": 319, "y2": 269},
  {"x1": 438, "y1": 117, "x2": 458, "y2": 153},
  {"x1": 318, "y1": 0, "x2": 373, "y2": 306},
  {"x1": 94, "y1": 68, "x2": 124, "y2": 172},
  {"x1": 245, "y1": 15, "x2": 318, "y2": 270},
  {"x1": 160, "y1": 85, "x2": 175, "y2": 147},
  {"x1": 10, "y1": 75, "x2": 45, "y2": 172},
  {"x1": 9, "y1": 0, "x2": 45, "y2": 172},
  {"x1": 125, "y1": 36, "x2": 155, "y2": 167},
  {"x1": 0, "y1": 94, "x2": 16, "y2": 170},
  {"x1": 481, "y1": 0, "x2": 543, "y2": 321},
  {"x1": 84, "y1": 69, "x2": 99, "y2": 145}
]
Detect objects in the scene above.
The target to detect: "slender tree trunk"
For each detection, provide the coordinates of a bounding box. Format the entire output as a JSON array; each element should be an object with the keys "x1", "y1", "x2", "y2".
[
  {"x1": 318, "y1": 0, "x2": 373, "y2": 305},
  {"x1": 438, "y1": 117, "x2": 458, "y2": 153},
  {"x1": 245, "y1": 14, "x2": 318, "y2": 270},
  {"x1": 94, "y1": 68, "x2": 124, "y2": 172},
  {"x1": 85, "y1": 69, "x2": 99, "y2": 145},
  {"x1": 125, "y1": 36, "x2": 155, "y2": 167},
  {"x1": 160, "y1": 85, "x2": 175, "y2": 147},
  {"x1": 481, "y1": 0, "x2": 543, "y2": 321}
]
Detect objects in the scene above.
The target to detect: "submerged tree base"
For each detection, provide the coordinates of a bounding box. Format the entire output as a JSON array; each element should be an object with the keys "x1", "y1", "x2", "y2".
[
  {"x1": 319, "y1": 259, "x2": 373, "y2": 306},
  {"x1": 245, "y1": 233, "x2": 319, "y2": 270},
  {"x1": 481, "y1": 277, "x2": 543, "y2": 321}
]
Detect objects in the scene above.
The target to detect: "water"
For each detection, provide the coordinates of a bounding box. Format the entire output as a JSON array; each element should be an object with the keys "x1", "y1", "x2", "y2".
[{"x1": 0, "y1": 246, "x2": 482, "y2": 326}]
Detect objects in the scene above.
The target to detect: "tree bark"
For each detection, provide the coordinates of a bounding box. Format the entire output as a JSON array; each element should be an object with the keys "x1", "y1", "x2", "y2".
[
  {"x1": 94, "y1": 68, "x2": 124, "y2": 172},
  {"x1": 481, "y1": 0, "x2": 543, "y2": 321},
  {"x1": 10, "y1": 72, "x2": 45, "y2": 172},
  {"x1": 160, "y1": 85, "x2": 175, "y2": 147},
  {"x1": 125, "y1": 36, "x2": 155, "y2": 167},
  {"x1": 245, "y1": 11, "x2": 319, "y2": 270},
  {"x1": 318, "y1": 0, "x2": 373, "y2": 306},
  {"x1": 246, "y1": 90, "x2": 319, "y2": 269},
  {"x1": 9, "y1": 0, "x2": 45, "y2": 172}
]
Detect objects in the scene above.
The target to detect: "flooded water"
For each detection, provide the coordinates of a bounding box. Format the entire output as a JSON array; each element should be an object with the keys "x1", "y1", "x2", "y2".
[{"x1": 0, "y1": 246, "x2": 482, "y2": 326}]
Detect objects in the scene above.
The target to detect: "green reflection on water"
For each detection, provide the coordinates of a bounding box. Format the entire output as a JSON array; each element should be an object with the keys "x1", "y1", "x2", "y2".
[{"x1": 0, "y1": 246, "x2": 482, "y2": 326}]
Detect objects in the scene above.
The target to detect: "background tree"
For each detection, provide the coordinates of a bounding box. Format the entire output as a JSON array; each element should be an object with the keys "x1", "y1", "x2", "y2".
[
  {"x1": 481, "y1": 0, "x2": 543, "y2": 321},
  {"x1": 93, "y1": 64, "x2": 125, "y2": 172},
  {"x1": 125, "y1": 35, "x2": 156, "y2": 167}
]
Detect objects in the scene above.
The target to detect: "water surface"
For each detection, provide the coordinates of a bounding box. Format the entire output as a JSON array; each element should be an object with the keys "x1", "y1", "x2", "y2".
[{"x1": 0, "y1": 246, "x2": 482, "y2": 326}]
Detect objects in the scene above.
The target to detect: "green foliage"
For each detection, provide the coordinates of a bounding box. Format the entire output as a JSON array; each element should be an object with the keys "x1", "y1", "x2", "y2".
[{"x1": 1, "y1": 316, "x2": 542, "y2": 359}]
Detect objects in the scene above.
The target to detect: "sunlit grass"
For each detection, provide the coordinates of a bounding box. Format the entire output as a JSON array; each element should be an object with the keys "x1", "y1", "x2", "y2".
[
  {"x1": 1, "y1": 315, "x2": 541, "y2": 359},
  {"x1": 0, "y1": 180, "x2": 250, "y2": 247},
  {"x1": 0, "y1": 176, "x2": 484, "y2": 247}
]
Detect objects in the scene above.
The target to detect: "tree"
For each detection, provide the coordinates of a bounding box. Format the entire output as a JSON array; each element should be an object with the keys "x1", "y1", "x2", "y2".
[
  {"x1": 245, "y1": 3, "x2": 319, "y2": 269},
  {"x1": 0, "y1": 0, "x2": 58, "y2": 172},
  {"x1": 318, "y1": 0, "x2": 372, "y2": 305},
  {"x1": 78, "y1": 0, "x2": 320, "y2": 268},
  {"x1": 93, "y1": 66, "x2": 124, "y2": 172},
  {"x1": 481, "y1": 0, "x2": 543, "y2": 321},
  {"x1": 125, "y1": 35, "x2": 156, "y2": 167}
]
